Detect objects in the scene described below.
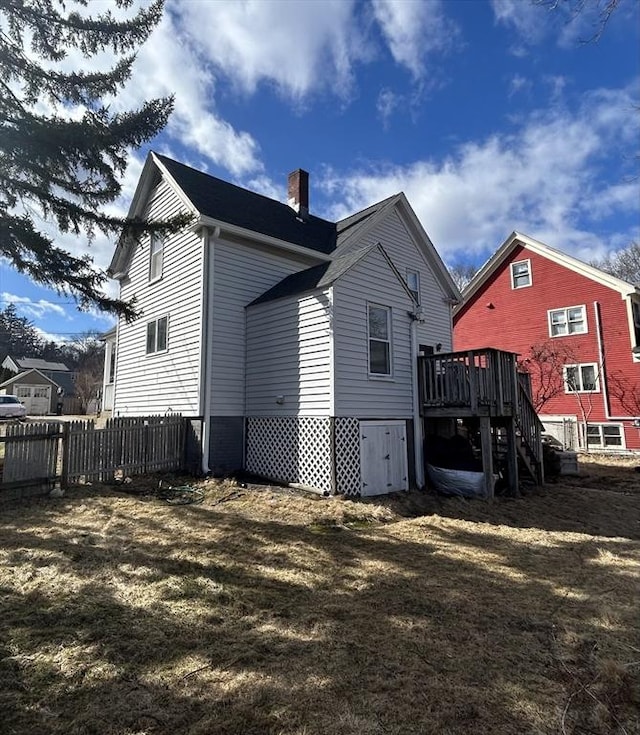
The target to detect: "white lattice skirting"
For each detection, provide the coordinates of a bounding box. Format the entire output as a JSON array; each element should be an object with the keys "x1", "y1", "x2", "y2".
[
  {"x1": 246, "y1": 417, "x2": 363, "y2": 495},
  {"x1": 247, "y1": 417, "x2": 334, "y2": 493}
]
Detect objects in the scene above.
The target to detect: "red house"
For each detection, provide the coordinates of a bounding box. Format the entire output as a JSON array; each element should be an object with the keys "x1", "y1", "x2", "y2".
[{"x1": 454, "y1": 232, "x2": 640, "y2": 452}]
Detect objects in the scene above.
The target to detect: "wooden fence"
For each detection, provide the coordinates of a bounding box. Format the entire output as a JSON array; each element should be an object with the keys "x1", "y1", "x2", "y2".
[{"x1": 0, "y1": 415, "x2": 200, "y2": 500}]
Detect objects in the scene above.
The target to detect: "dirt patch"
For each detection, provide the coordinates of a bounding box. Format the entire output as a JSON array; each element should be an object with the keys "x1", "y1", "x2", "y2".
[{"x1": 0, "y1": 455, "x2": 638, "y2": 734}]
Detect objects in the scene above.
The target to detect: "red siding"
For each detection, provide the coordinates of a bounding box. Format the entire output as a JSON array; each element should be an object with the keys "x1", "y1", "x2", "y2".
[{"x1": 454, "y1": 244, "x2": 640, "y2": 450}]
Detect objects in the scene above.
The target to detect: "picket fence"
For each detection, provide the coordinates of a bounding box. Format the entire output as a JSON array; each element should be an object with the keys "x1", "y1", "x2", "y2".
[{"x1": 0, "y1": 415, "x2": 196, "y2": 500}]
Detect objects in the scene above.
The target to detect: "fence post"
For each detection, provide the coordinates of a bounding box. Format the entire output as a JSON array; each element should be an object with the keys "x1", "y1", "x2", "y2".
[{"x1": 60, "y1": 422, "x2": 70, "y2": 490}]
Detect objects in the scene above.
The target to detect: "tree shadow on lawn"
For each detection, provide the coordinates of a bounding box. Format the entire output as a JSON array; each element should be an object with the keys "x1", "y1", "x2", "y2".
[
  {"x1": 372, "y1": 463, "x2": 640, "y2": 541},
  {"x1": 0, "y1": 488, "x2": 638, "y2": 734}
]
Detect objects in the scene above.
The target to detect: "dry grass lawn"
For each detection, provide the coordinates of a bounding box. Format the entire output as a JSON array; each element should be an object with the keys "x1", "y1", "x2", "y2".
[{"x1": 1, "y1": 455, "x2": 639, "y2": 735}]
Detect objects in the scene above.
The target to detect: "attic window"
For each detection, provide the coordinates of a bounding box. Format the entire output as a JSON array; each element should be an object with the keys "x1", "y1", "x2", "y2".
[
  {"x1": 510, "y1": 259, "x2": 531, "y2": 289},
  {"x1": 407, "y1": 270, "x2": 420, "y2": 303},
  {"x1": 149, "y1": 233, "x2": 164, "y2": 282}
]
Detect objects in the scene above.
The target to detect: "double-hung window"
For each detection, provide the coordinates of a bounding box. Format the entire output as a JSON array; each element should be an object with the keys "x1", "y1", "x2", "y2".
[
  {"x1": 586, "y1": 424, "x2": 623, "y2": 449},
  {"x1": 368, "y1": 304, "x2": 392, "y2": 376},
  {"x1": 406, "y1": 270, "x2": 420, "y2": 303},
  {"x1": 510, "y1": 259, "x2": 531, "y2": 288},
  {"x1": 549, "y1": 305, "x2": 587, "y2": 337},
  {"x1": 149, "y1": 233, "x2": 164, "y2": 281},
  {"x1": 146, "y1": 316, "x2": 168, "y2": 354},
  {"x1": 564, "y1": 363, "x2": 598, "y2": 393}
]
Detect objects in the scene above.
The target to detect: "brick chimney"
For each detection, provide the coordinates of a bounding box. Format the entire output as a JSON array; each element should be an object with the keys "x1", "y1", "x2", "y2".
[{"x1": 287, "y1": 169, "x2": 309, "y2": 217}]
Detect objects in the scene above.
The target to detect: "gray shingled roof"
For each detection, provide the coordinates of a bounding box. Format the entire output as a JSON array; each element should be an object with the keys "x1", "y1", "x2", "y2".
[
  {"x1": 248, "y1": 245, "x2": 376, "y2": 307},
  {"x1": 13, "y1": 357, "x2": 69, "y2": 372},
  {"x1": 157, "y1": 154, "x2": 337, "y2": 255}
]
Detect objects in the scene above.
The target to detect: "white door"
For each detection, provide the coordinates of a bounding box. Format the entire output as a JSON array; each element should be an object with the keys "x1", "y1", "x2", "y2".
[
  {"x1": 360, "y1": 420, "x2": 409, "y2": 496},
  {"x1": 15, "y1": 385, "x2": 51, "y2": 415}
]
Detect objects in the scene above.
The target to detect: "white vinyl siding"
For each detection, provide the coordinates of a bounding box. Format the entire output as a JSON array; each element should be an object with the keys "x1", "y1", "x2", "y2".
[
  {"x1": 549, "y1": 305, "x2": 587, "y2": 337},
  {"x1": 333, "y1": 210, "x2": 452, "y2": 417},
  {"x1": 114, "y1": 179, "x2": 203, "y2": 416},
  {"x1": 246, "y1": 291, "x2": 332, "y2": 416},
  {"x1": 210, "y1": 239, "x2": 323, "y2": 415},
  {"x1": 511, "y1": 259, "x2": 531, "y2": 289}
]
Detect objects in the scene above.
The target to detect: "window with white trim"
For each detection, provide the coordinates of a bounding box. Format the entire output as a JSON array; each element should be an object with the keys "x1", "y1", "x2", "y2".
[
  {"x1": 586, "y1": 423, "x2": 623, "y2": 448},
  {"x1": 511, "y1": 259, "x2": 531, "y2": 288},
  {"x1": 632, "y1": 301, "x2": 640, "y2": 352},
  {"x1": 564, "y1": 363, "x2": 598, "y2": 393},
  {"x1": 406, "y1": 270, "x2": 420, "y2": 303},
  {"x1": 368, "y1": 304, "x2": 392, "y2": 376},
  {"x1": 146, "y1": 316, "x2": 168, "y2": 354},
  {"x1": 549, "y1": 305, "x2": 587, "y2": 337},
  {"x1": 149, "y1": 233, "x2": 164, "y2": 281}
]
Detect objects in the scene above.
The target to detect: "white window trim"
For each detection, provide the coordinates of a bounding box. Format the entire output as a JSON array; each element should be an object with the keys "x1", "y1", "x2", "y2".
[
  {"x1": 548, "y1": 304, "x2": 587, "y2": 338},
  {"x1": 628, "y1": 297, "x2": 640, "y2": 362},
  {"x1": 149, "y1": 233, "x2": 164, "y2": 283},
  {"x1": 563, "y1": 363, "x2": 599, "y2": 393},
  {"x1": 145, "y1": 315, "x2": 169, "y2": 355},
  {"x1": 406, "y1": 269, "x2": 420, "y2": 304},
  {"x1": 585, "y1": 423, "x2": 626, "y2": 450},
  {"x1": 510, "y1": 259, "x2": 532, "y2": 289},
  {"x1": 367, "y1": 303, "x2": 393, "y2": 379}
]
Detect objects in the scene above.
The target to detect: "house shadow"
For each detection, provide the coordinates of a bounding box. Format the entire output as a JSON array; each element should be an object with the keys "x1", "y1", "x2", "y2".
[{"x1": 0, "y1": 482, "x2": 638, "y2": 734}]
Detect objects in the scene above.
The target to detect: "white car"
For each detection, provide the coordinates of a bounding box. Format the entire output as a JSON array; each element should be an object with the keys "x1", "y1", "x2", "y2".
[{"x1": 0, "y1": 395, "x2": 27, "y2": 419}]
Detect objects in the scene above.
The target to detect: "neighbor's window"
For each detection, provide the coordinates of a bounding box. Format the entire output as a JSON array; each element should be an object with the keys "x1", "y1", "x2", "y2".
[
  {"x1": 511, "y1": 259, "x2": 531, "y2": 289},
  {"x1": 149, "y1": 233, "x2": 164, "y2": 281},
  {"x1": 368, "y1": 304, "x2": 392, "y2": 376},
  {"x1": 549, "y1": 305, "x2": 587, "y2": 337},
  {"x1": 406, "y1": 270, "x2": 420, "y2": 303},
  {"x1": 632, "y1": 301, "x2": 640, "y2": 350},
  {"x1": 586, "y1": 424, "x2": 623, "y2": 448},
  {"x1": 564, "y1": 363, "x2": 598, "y2": 393},
  {"x1": 146, "y1": 316, "x2": 168, "y2": 354}
]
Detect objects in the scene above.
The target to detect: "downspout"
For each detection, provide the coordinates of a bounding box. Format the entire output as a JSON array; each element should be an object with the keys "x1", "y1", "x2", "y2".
[
  {"x1": 410, "y1": 316, "x2": 425, "y2": 489},
  {"x1": 199, "y1": 226, "x2": 219, "y2": 473},
  {"x1": 594, "y1": 300, "x2": 633, "y2": 421}
]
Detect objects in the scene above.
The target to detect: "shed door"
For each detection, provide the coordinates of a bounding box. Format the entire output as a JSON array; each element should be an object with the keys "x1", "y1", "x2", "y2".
[
  {"x1": 15, "y1": 385, "x2": 51, "y2": 415},
  {"x1": 360, "y1": 420, "x2": 408, "y2": 496}
]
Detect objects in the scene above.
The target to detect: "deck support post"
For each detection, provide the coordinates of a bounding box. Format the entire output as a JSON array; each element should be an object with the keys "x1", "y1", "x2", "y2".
[
  {"x1": 505, "y1": 417, "x2": 519, "y2": 497},
  {"x1": 479, "y1": 416, "x2": 494, "y2": 499}
]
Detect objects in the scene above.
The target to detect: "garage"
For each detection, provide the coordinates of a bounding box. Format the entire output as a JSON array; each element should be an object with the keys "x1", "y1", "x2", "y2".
[{"x1": 15, "y1": 385, "x2": 51, "y2": 415}]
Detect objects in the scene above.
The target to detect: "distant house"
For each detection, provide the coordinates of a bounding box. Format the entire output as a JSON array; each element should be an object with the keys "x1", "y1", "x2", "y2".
[
  {"x1": 453, "y1": 232, "x2": 640, "y2": 451},
  {"x1": 105, "y1": 152, "x2": 461, "y2": 495},
  {"x1": 0, "y1": 358, "x2": 76, "y2": 415}
]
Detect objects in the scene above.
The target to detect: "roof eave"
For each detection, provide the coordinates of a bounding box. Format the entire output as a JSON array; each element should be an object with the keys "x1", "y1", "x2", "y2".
[{"x1": 195, "y1": 215, "x2": 333, "y2": 262}]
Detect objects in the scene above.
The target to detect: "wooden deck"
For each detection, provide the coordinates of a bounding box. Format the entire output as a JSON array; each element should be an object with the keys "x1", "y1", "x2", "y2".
[{"x1": 418, "y1": 348, "x2": 544, "y2": 496}]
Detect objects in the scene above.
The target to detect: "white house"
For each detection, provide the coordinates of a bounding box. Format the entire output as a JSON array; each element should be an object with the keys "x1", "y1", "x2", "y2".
[{"x1": 106, "y1": 153, "x2": 460, "y2": 495}]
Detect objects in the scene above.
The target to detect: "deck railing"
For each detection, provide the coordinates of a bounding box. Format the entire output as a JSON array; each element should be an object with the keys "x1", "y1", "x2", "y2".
[{"x1": 418, "y1": 348, "x2": 518, "y2": 413}]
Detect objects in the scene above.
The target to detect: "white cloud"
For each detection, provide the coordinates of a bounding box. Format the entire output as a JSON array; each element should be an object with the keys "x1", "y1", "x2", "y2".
[
  {"x1": 177, "y1": 0, "x2": 368, "y2": 102},
  {"x1": 371, "y1": 0, "x2": 460, "y2": 78},
  {"x1": 377, "y1": 87, "x2": 401, "y2": 127},
  {"x1": 320, "y1": 84, "x2": 639, "y2": 263},
  {"x1": 2, "y1": 293, "x2": 68, "y2": 320},
  {"x1": 508, "y1": 74, "x2": 530, "y2": 97},
  {"x1": 119, "y1": 9, "x2": 262, "y2": 176},
  {"x1": 491, "y1": 0, "x2": 628, "y2": 48}
]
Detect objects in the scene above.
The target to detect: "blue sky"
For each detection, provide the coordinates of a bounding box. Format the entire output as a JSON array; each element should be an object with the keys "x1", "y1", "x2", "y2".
[{"x1": 3, "y1": 0, "x2": 639, "y2": 341}]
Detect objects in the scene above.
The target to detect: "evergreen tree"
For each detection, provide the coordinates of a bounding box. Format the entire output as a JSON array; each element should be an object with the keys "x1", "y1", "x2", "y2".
[
  {"x1": 0, "y1": 0, "x2": 186, "y2": 319},
  {"x1": 0, "y1": 304, "x2": 44, "y2": 359}
]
